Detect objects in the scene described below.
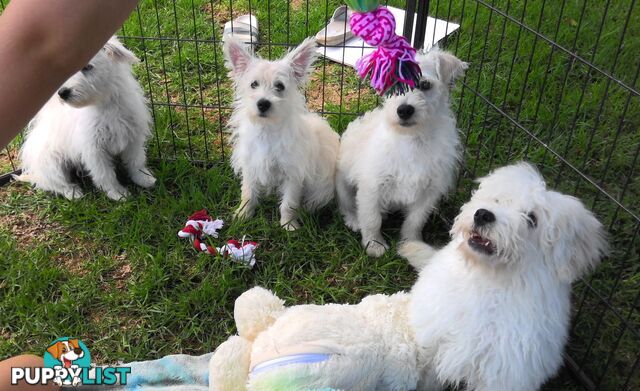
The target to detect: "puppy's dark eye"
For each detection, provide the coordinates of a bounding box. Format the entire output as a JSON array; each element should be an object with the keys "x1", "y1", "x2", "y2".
[
  {"x1": 82, "y1": 64, "x2": 94, "y2": 72},
  {"x1": 419, "y1": 79, "x2": 432, "y2": 91},
  {"x1": 274, "y1": 81, "x2": 285, "y2": 92},
  {"x1": 527, "y1": 212, "x2": 537, "y2": 228},
  {"x1": 250, "y1": 80, "x2": 259, "y2": 89}
]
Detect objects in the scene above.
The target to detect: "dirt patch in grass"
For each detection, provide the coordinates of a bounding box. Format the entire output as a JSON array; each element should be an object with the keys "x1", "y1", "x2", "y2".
[
  {"x1": 0, "y1": 186, "x2": 97, "y2": 275},
  {"x1": 306, "y1": 64, "x2": 373, "y2": 112},
  {"x1": 201, "y1": 2, "x2": 249, "y2": 25},
  {"x1": 104, "y1": 252, "x2": 133, "y2": 291},
  {"x1": 291, "y1": 0, "x2": 305, "y2": 11},
  {"x1": 0, "y1": 147, "x2": 19, "y2": 173}
]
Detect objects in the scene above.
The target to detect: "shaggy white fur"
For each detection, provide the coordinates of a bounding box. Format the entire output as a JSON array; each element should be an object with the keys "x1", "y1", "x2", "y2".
[
  {"x1": 16, "y1": 37, "x2": 155, "y2": 200},
  {"x1": 403, "y1": 162, "x2": 608, "y2": 390},
  {"x1": 209, "y1": 162, "x2": 607, "y2": 391},
  {"x1": 337, "y1": 47, "x2": 467, "y2": 256},
  {"x1": 223, "y1": 36, "x2": 340, "y2": 230}
]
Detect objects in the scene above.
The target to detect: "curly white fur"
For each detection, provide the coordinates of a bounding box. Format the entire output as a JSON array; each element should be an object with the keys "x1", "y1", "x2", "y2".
[
  {"x1": 16, "y1": 37, "x2": 155, "y2": 200},
  {"x1": 223, "y1": 36, "x2": 340, "y2": 230},
  {"x1": 209, "y1": 162, "x2": 606, "y2": 391},
  {"x1": 337, "y1": 47, "x2": 466, "y2": 256},
  {"x1": 403, "y1": 162, "x2": 608, "y2": 390}
]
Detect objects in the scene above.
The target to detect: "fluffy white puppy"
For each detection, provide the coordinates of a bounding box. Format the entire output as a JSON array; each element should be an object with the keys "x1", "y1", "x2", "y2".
[
  {"x1": 402, "y1": 162, "x2": 607, "y2": 390},
  {"x1": 337, "y1": 47, "x2": 466, "y2": 256},
  {"x1": 208, "y1": 162, "x2": 606, "y2": 391},
  {"x1": 17, "y1": 37, "x2": 155, "y2": 200},
  {"x1": 224, "y1": 36, "x2": 340, "y2": 230}
]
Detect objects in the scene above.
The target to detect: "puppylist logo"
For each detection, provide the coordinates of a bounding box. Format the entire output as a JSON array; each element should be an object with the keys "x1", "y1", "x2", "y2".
[{"x1": 11, "y1": 337, "x2": 131, "y2": 387}]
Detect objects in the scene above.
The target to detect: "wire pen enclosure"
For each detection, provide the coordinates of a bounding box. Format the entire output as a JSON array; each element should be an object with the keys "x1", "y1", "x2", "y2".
[{"x1": 0, "y1": 1, "x2": 638, "y2": 390}]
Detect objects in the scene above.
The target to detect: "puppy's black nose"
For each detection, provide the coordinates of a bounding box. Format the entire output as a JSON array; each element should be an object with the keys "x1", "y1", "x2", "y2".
[
  {"x1": 397, "y1": 104, "x2": 415, "y2": 120},
  {"x1": 257, "y1": 99, "x2": 271, "y2": 113},
  {"x1": 58, "y1": 88, "x2": 72, "y2": 101},
  {"x1": 73, "y1": 348, "x2": 83, "y2": 355},
  {"x1": 474, "y1": 208, "x2": 496, "y2": 226}
]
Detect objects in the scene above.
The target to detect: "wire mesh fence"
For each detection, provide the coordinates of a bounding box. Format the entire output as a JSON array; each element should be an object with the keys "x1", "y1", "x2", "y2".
[{"x1": 1, "y1": 0, "x2": 638, "y2": 389}]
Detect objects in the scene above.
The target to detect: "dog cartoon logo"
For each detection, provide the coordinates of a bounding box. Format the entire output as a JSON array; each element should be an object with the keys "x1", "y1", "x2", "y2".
[{"x1": 44, "y1": 337, "x2": 91, "y2": 386}]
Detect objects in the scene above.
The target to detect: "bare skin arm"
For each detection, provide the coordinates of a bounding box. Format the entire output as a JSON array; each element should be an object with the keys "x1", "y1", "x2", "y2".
[{"x1": 0, "y1": 0, "x2": 139, "y2": 148}]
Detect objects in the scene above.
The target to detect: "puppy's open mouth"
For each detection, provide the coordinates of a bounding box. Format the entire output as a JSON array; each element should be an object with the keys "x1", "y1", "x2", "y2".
[{"x1": 468, "y1": 230, "x2": 495, "y2": 255}]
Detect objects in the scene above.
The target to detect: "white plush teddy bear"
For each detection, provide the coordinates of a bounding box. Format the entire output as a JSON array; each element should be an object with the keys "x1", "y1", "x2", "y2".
[{"x1": 209, "y1": 286, "x2": 422, "y2": 391}]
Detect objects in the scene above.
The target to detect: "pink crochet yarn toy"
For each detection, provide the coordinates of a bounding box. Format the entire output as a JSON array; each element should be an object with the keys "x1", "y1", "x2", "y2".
[{"x1": 346, "y1": 0, "x2": 422, "y2": 95}]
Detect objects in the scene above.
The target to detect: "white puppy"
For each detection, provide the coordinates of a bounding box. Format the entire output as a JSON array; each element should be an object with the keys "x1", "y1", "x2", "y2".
[
  {"x1": 208, "y1": 162, "x2": 606, "y2": 391},
  {"x1": 402, "y1": 162, "x2": 607, "y2": 390},
  {"x1": 223, "y1": 36, "x2": 340, "y2": 230},
  {"x1": 337, "y1": 48, "x2": 466, "y2": 256},
  {"x1": 17, "y1": 37, "x2": 155, "y2": 200}
]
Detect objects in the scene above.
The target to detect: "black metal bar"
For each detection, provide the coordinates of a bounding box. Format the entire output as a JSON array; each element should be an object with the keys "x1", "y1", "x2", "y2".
[
  {"x1": 403, "y1": 0, "x2": 417, "y2": 42},
  {"x1": 413, "y1": 0, "x2": 429, "y2": 50},
  {"x1": 151, "y1": 0, "x2": 178, "y2": 158},
  {"x1": 564, "y1": 354, "x2": 597, "y2": 391}
]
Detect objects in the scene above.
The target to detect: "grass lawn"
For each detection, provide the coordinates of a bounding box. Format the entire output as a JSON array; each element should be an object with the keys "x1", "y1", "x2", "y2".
[{"x1": 1, "y1": 0, "x2": 638, "y2": 390}]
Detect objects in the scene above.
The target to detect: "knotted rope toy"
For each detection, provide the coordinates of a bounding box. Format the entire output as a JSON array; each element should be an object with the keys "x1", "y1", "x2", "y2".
[
  {"x1": 178, "y1": 210, "x2": 259, "y2": 267},
  {"x1": 346, "y1": 0, "x2": 422, "y2": 95},
  {"x1": 217, "y1": 238, "x2": 259, "y2": 267},
  {"x1": 178, "y1": 209, "x2": 224, "y2": 255}
]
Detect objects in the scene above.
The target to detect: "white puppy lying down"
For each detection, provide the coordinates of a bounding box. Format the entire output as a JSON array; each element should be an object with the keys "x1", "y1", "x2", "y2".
[
  {"x1": 17, "y1": 37, "x2": 155, "y2": 200},
  {"x1": 223, "y1": 36, "x2": 340, "y2": 230},
  {"x1": 337, "y1": 47, "x2": 466, "y2": 257},
  {"x1": 209, "y1": 163, "x2": 606, "y2": 391}
]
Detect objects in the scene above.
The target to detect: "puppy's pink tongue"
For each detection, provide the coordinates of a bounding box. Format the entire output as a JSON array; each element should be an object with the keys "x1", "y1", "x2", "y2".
[{"x1": 63, "y1": 357, "x2": 71, "y2": 368}]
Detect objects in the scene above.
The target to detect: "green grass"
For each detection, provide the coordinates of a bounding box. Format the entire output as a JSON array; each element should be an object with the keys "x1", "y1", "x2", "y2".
[{"x1": 1, "y1": 0, "x2": 638, "y2": 390}]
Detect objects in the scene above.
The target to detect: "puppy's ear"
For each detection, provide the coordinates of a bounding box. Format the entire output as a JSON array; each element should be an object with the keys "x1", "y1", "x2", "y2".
[
  {"x1": 542, "y1": 191, "x2": 608, "y2": 283},
  {"x1": 68, "y1": 339, "x2": 80, "y2": 349},
  {"x1": 283, "y1": 37, "x2": 318, "y2": 85},
  {"x1": 223, "y1": 35, "x2": 253, "y2": 78},
  {"x1": 429, "y1": 48, "x2": 468, "y2": 87},
  {"x1": 47, "y1": 342, "x2": 62, "y2": 359},
  {"x1": 104, "y1": 37, "x2": 139, "y2": 64}
]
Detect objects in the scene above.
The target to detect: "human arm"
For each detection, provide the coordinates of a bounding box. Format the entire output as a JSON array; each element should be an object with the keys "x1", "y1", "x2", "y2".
[{"x1": 0, "y1": 0, "x2": 139, "y2": 148}]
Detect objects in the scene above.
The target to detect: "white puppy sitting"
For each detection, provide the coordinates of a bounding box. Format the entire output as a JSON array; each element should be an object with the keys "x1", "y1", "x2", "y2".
[
  {"x1": 208, "y1": 162, "x2": 606, "y2": 391},
  {"x1": 17, "y1": 37, "x2": 155, "y2": 200},
  {"x1": 337, "y1": 48, "x2": 466, "y2": 256},
  {"x1": 223, "y1": 36, "x2": 340, "y2": 230},
  {"x1": 402, "y1": 162, "x2": 607, "y2": 390}
]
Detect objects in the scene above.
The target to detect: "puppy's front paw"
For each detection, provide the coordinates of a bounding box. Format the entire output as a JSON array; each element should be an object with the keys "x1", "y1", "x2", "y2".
[
  {"x1": 343, "y1": 215, "x2": 359, "y2": 232},
  {"x1": 106, "y1": 187, "x2": 130, "y2": 201},
  {"x1": 281, "y1": 218, "x2": 301, "y2": 231},
  {"x1": 364, "y1": 238, "x2": 389, "y2": 257},
  {"x1": 234, "y1": 206, "x2": 254, "y2": 220},
  {"x1": 62, "y1": 186, "x2": 84, "y2": 200},
  {"x1": 131, "y1": 169, "x2": 156, "y2": 188}
]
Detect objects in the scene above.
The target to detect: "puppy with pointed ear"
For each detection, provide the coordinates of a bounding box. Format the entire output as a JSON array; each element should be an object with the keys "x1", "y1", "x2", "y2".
[
  {"x1": 418, "y1": 46, "x2": 468, "y2": 88},
  {"x1": 336, "y1": 47, "x2": 465, "y2": 257},
  {"x1": 103, "y1": 37, "x2": 140, "y2": 64},
  {"x1": 17, "y1": 36, "x2": 155, "y2": 201},
  {"x1": 223, "y1": 36, "x2": 340, "y2": 231}
]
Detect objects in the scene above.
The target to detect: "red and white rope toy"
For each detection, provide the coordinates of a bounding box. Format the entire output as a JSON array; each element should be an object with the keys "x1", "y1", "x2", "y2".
[
  {"x1": 178, "y1": 210, "x2": 259, "y2": 267},
  {"x1": 178, "y1": 209, "x2": 224, "y2": 255},
  {"x1": 217, "y1": 238, "x2": 258, "y2": 267}
]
